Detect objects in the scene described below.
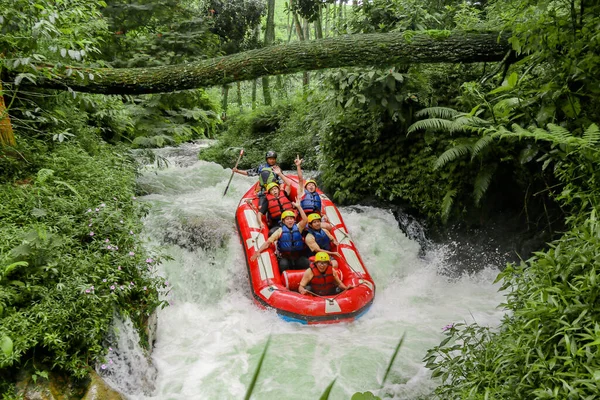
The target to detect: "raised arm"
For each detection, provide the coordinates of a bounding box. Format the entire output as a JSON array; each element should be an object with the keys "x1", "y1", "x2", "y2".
[
  {"x1": 295, "y1": 197, "x2": 308, "y2": 231},
  {"x1": 272, "y1": 165, "x2": 293, "y2": 192}
]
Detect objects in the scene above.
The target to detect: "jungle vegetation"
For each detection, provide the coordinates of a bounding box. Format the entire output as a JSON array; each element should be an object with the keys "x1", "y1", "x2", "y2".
[{"x1": 1, "y1": 0, "x2": 600, "y2": 398}]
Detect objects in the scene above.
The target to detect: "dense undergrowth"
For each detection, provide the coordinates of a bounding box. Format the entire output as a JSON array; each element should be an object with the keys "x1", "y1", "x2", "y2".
[{"x1": 0, "y1": 137, "x2": 167, "y2": 391}]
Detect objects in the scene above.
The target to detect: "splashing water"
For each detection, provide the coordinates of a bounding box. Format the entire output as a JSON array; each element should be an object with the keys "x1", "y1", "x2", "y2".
[{"x1": 106, "y1": 144, "x2": 506, "y2": 399}]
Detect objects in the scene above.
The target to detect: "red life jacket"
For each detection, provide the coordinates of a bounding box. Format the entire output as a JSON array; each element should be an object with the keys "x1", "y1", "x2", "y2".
[
  {"x1": 265, "y1": 192, "x2": 294, "y2": 220},
  {"x1": 309, "y1": 263, "x2": 336, "y2": 296}
]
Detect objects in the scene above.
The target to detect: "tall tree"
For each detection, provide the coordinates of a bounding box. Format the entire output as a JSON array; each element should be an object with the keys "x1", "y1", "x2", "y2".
[{"x1": 262, "y1": 0, "x2": 276, "y2": 105}]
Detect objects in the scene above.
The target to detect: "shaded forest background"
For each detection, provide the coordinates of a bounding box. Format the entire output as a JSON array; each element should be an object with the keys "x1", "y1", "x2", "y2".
[{"x1": 1, "y1": 0, "x2": 600, "y2": 398}]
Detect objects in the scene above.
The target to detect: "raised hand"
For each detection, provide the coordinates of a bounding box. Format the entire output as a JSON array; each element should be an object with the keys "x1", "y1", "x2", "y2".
[{"x1": 294, "y1": 154, "x2": 303, "y2": 166}]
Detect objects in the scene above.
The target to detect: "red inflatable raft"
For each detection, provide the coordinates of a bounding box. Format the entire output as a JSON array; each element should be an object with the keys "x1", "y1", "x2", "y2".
[{"x1": 235, "y1": 176, "x2": 376, "y2": 324}]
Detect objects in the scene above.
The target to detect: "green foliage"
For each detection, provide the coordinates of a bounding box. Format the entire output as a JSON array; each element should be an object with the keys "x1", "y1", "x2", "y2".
[
  {"x1": 0, "y1": 137, "x2": 166, "y2": 378},
  {"x1": 100, "y1": 0, "x2": 221, "y2": 67},
  {"x1": 126, "y1": 91, "x2": 222, "y2": 147},
  {"x1": 0, "y1": 0, "x2": 107, "y2": 83},
  {"x1": 199, "y1": 92, "x2": 325, "y2": 170},
  {"x1": 426, "y1": 122, "x2": 600, "y2": 398},
  {"x1": 347, "y1": 0, "x2": 482, "y2": 33},
  {"x1": 206, "y1": 0, "x2": 265, "y2": 54}
]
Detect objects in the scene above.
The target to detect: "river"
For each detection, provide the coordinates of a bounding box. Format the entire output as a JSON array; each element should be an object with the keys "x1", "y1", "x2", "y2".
[{"x1": 103, "y1": 143, "x2": 506, "y2": 399}]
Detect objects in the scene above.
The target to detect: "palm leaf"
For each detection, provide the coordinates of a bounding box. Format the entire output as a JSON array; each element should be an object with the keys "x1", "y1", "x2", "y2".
[
  {"x1": 441, "y1": 189, "x2": 457, "y2": 223},
  {"x1": 381, "y1": 333, "x2": 406, "y2": 388},
  {"x1": 414, "y1": 107, "x2": 461, "y2": 119},
  {"x1": 319, "y1": 378, "x2": 337, "y2": 400},
  {"x1": 244, "y1": 335, "x2": 271, "y2": 400},
  {"x1": 434, "y1": 143, "x2": 473, "y2": 170},
  {"x1": 473, "y1": 165, "x2": 497, "y2": 206}
]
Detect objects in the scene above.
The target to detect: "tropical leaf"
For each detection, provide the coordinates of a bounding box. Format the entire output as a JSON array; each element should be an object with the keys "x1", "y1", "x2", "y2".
[
  {"x1": 434, "y1": 143, "x2": 473, "y2": 169},
  {"x1": 471, "y1": 134, "x2": 495, "y2": 160},
  {"x1": 546, "y1": 123, "x2": 571, "y2": 142},
  {"x1": 407, "y1": 118, "x2": 457, "y2": 135},
  {"x1": 441, "y1": 189, "x2": 457, "y2": 223},
  {"x1": 1, "y1": 336, "x2": 13, "y2": 358},
  {"x1": 473, "y1": 165, "x2": 497, "y2": 206},
  {"x1": 582, "y1": 124, "x2": 600, "y2": 146},
  {"x1": 414, "y1": 107, "x2": 461, "y2": 119}
]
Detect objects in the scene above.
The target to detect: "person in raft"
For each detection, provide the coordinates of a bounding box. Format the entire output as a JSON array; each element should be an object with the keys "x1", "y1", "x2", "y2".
[
  {"x1": 233, "y1": 150, "x2": 282, "y2": 193},
  {"x1": 251, "y1": 199, "x2": 310, "y2": 272},
  {"x1": 295, "y1": 155, "x2": 332, "y2": 230},
  {"x1": 305, "y1": 213, "x2": 341, "y2": 267},
  {"x1": 257, "y1": 169, "x2": 295, "y2": 230},
  {"x1": 298, "y1": 252, "x2": 351, "y2": 296}
]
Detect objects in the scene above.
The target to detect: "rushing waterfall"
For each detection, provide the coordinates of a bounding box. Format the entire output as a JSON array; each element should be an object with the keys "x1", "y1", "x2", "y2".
[{"x1": 106, "y1": 143, "x2": 506, "y2": 399}]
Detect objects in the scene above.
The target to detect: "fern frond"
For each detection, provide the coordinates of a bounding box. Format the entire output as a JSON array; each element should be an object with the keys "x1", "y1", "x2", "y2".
[
  {"x1": 407, "y1": 118, "x2": 458, "y2": 134},
  {"x1": 441, "y1": 189, "x2": 457, "y2": 223},
  {"x1": 494, "y1": 97, "x2": 521, "y2": 113},
  {"x1": 547, "y1": 123, "x2": 571, "y2": 141},
  {"x1": 415, "y1": 107, "x2": 461, "y2": 119},
  {"x1": 582, "y1": 124, "x2": 600, "y2": 146},
  {"x1": 434, "y1": 143, "x2": 473, "y2": 169},
  {"x1": 471, "y1": 134, "x2": 495, "y2": 159},
  {"x1": 473, "y1": 165, "x2": 497, "y2": 206}
]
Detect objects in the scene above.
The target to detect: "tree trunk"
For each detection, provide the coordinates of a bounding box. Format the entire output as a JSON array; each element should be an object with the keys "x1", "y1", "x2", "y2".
[
  {"x1": 293, "y1": 11, "x2": 304, "y2": 40},
  {"x1": 262, "y1": 0, "x2": 276, "y2": 106},
  {"x1": 314, "y1": 5, "x2": 323, "y2": 40},
  {"x1": 236, "y1": 81, "x2": 242, "y2": 111},
  {"x1": 302, "y1": 19, "x2": 310, "y2": 87},
  {"x1": 15, "y1": 31, "x2": 511, "y2": 94},
  {"x1": 0, "y1": 81, "x2": 15, "y2": 147},
  {"x1": 251, "y1": 79, "x2": 257, "y2": 110},
  {"x1": 221, "y1": 85, "x2": 229, "y2": 117}
]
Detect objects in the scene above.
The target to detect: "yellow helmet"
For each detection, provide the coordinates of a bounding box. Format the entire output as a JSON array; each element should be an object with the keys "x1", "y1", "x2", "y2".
[
  {"x1": 281, "y1": 210, "x2": 296, "y2": 220},
  {"x1": 266, "y1": 182, "x2": 279, "y2": 192},
  {"x1": 307, "y1": 213, "x2": 321, "y2": 223},
  {"x1": 304, "y1": 179, "x2": 317, "y2": 188},
  {"x1": 314, "y1": 252, "x2": 330, "y2": 262}
]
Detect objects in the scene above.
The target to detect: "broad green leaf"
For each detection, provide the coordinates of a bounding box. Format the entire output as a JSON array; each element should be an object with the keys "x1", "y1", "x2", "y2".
[
  {"x1": 1, "y1": 336, "x2": 13, "y2": 357},
  {"x1": 507, "y1": 72, "x2": 518, "y2": 88}
]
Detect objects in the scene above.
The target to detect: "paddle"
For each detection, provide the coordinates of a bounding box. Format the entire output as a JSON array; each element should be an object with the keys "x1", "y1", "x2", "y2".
[{"x1": 223, "y1": 148, "x2": 244, "y2": 196}]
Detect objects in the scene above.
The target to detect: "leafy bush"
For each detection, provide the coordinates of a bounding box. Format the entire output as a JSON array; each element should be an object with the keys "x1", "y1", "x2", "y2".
[{"x1": 0, "y1": 137, "x2": 166, "y2": 380}]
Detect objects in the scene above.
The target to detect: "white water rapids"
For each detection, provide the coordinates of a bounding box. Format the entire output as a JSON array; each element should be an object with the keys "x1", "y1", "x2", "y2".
[{"x1": 102, "y1": 143, "x2": 507, "y2": 399}]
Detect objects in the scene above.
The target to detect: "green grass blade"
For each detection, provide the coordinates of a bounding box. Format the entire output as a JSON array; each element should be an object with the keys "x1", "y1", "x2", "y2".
[
  {"x1": 244, "y1": 335, "x2": 271, "y2": 400},
  {"x1": 319, "y1": 378, "x2": 337, "y2": 400},
  {"x1": 381, "y1": 333, "x2": 406, "y2": 388}
]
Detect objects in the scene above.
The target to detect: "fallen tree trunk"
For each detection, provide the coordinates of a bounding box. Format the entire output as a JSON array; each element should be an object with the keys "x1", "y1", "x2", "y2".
[{"x1": 14, "y1": 31, "x2": 510, "y2": 95}]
